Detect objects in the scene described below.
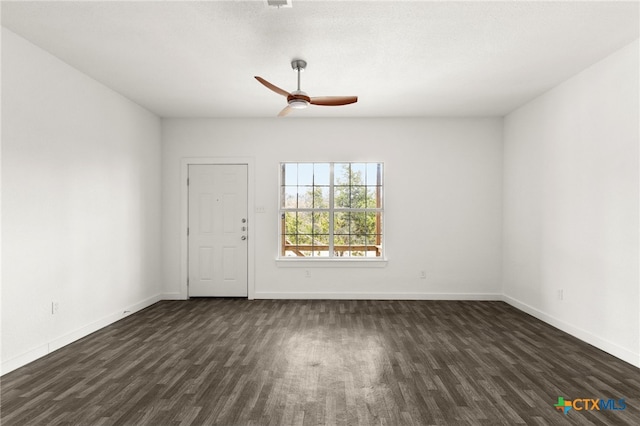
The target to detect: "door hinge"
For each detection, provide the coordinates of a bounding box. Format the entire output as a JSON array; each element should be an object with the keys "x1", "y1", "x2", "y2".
[
  {"x1": 187, "y1": 228, "x2": 190, "y2": 236},
  {"x1": 187, "y1": 178, "x2": 189, "y2": 186}
]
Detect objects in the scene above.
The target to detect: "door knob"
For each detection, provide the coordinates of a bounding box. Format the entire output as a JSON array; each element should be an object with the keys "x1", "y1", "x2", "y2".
[
  {"x1": 241, "y1": 218, "x2": 247, "y2": 223},
  {"x1": 241, "y1": 235, "x2": 247, "y2": 241}
]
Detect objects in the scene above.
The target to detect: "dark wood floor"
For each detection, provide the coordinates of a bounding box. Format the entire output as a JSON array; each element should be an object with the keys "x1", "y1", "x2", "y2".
[{"x1": 1, "y1": 300, "x2": 639, "y2": 425}]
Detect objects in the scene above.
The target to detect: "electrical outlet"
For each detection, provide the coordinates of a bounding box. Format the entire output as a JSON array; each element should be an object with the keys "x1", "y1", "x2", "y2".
[
  {"x1": 557, "y1": 289, "x2": 564, "y2": 301},
  {"x1": 51, "y1": 301, "x2": 59, "y2": 315},
  {"x1": 305, "y1": 270, "x2": 311, "y2": 278},
  {"x1": 420, "y1": 270, "x2": 427, "y2": 279}
]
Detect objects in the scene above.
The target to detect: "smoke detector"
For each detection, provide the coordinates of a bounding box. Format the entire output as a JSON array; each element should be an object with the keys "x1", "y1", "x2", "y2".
[{"x1": 266, "y1": 0, "x2": 292, "y2": 8}]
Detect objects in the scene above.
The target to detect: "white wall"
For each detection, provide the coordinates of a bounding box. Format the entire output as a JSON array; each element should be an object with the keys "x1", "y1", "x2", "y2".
[
  {"x1": 162, "y1": 118, "x2": 503, "y2": 300},
  {"x1": 503, "y1": 39, "x2": 639, "y2": 367},
  {"x1": 1, "y1": 28, "x2": 163, "y2": 374}
]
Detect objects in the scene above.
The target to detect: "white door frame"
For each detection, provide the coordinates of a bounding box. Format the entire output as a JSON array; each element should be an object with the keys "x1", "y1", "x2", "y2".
[{"x1": 180, "y1": 157, "x2": 255, "y2": 300}]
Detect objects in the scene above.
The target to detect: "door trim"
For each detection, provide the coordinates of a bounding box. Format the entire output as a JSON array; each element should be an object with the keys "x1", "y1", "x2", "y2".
[{"x1": 180, "y1": 157, "x2": 255, "y2": 300}]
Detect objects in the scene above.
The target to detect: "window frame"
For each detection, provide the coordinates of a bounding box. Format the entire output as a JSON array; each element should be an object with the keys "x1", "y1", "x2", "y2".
[{"x1": 278, "y1": 162, "x2": 385, "y2": 261}]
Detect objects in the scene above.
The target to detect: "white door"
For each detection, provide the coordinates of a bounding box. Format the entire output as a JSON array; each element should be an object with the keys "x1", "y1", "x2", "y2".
[{"x1": 188, "y1": 164, "x2": 248, "y2": 297}]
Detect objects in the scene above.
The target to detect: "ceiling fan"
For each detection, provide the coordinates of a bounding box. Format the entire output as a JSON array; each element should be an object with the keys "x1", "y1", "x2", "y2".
[{"x1": 255, "y1": 59, "x2": 358, "y2": 117}]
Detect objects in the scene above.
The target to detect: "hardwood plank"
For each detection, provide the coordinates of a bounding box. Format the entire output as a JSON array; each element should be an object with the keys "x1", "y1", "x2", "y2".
[{"x1": 1, "y1": 300, "x2": 639, "y2": 425}]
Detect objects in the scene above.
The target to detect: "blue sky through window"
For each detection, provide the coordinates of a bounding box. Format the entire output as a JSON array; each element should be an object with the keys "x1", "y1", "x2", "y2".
[{"x1": 284, "y1": 163, "x2": 381, "y2": 186}]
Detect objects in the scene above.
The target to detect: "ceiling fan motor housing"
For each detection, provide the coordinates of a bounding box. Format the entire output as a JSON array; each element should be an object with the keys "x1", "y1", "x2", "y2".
[{"x1": 288, "y1": 90, "x2": 310, "y2": 109}]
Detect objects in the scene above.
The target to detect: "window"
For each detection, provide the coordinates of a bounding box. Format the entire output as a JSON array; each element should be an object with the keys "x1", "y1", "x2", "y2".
[{"x1": 280, "y1": 162, "x2": 383, "y2": 259}]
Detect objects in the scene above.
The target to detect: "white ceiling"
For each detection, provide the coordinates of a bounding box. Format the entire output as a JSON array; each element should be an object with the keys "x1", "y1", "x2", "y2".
[{"x1": 2, "y1": 1, "x2": 638, "y2": 118}]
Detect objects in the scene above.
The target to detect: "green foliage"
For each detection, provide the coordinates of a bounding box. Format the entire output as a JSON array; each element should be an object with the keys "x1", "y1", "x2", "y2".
[{"x1": 333, "y1": 165, "x2": 378, "y2": 250}]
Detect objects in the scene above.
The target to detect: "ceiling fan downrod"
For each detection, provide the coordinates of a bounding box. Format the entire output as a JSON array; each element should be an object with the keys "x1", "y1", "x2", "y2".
[{"x1": 289, "y1": 59, "x2": 309, "y2": 109}]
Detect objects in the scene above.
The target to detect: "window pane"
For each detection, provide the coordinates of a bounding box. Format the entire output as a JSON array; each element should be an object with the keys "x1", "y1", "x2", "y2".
[
  {"x1": 350, "y1": 234, "x2": 367, "y2": 257},
  {"x1": 297, "y1": 212, "x2": 313, "y2": 234},
  {"x1": 351, "y1": 163, "x2": 366, "y2": 185},
  {"x1": 314, "y1": 163, "x2": 330, "y2": 185},
  {"x1": 313, "y1": 212, "x2": 329, "y2": 235},
  {"x1": 366, "y1": 163, "x2": 380, "y2": 185},
  {"x1": 333, "y1": 234, "x2": 349, "y2": 246},
  {"x1": 334, "y1": 185, "x2": 350, "y2": 208},
  {"x1": 366, "y1": 186, "x2": 380, "y2": 209},
  {"x1": 373, "y1": 213, "x2": 382, "y2": 238},
  {"x1": 349, "y1": 212, "x2": 367, "y2": 235},
  {"x1": 354, "y1": 212, "x2": 379, "y2": 235},
  {"x1": 283, "y1": 186, "x2": 298, "y2": 208},
  {"x1": 366, "y1": 234, "x2": 381, "y2": 247},
  {"x1": 350, "y1": 234, "x2": 366, "y2": 246},
  {"x1": 334, "y1": 212, "x2": 350, "y2": 234},
  {"x1": 313, "y1": 248, "x2": 330, "y2": 258},
  {"x1": 310, "y1": 231, "x2": 328, "y2": 257},
  {"x1": 334, "y1": 163, "x2": 350, "y2": 185},
  {"x1": 297, "y1": 186, "x2": 314, "y2": 208},
  {"x1": 312, "y1": 187, "x2": 330, "y2": 208},
  {"x1": 298, "y1": 163, "x2": 313, "y2": 185},
  {"x1": 368, "y1": 234, "x2": 382, "y2": 257},
  {"x1": 313, "y1": 234, "x2": 329, "y2": 247},
  {"x1": 284, "y1": 212, "x2": 298, "y2": 234},
  {"x1": 350, "y1": 185, "x2": 367, "y2": 209},
  {"x1": 366, "y1": 212, "x2": 379, "y2": 233},
  {"x1": 284, "y1": 234, "x2": 298, "y2": 245},
  {"x1": 298, "y1": 233, "x2": 313, "y2": 245},
  {"x1": 284, "y1": 163, "x2": 297, "y2": 186}
]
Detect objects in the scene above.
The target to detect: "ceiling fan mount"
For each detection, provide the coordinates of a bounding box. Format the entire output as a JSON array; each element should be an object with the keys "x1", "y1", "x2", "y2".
[
  {"x1": 291, "y1": 59, "x2": 307, "y2": 72},
  {"x1": 255, "y1": 59, "x2": 358, "y2": 117}
]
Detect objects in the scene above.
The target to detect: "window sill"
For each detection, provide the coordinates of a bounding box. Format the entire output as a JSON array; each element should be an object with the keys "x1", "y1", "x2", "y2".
[{"x1": 276, "y1": 258, "x2": 388, "y2": 268}]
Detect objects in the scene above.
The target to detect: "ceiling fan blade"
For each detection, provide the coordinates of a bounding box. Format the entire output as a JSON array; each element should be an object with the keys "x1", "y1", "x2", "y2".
[
  {"x1": 277, "y1": 105, "x2": 293, "y2": 117},
  {"x1": 255, "y1": 76, "x2": 291, "y2": 97},
  {"x1": 310, "y1": 96, "x2": 358, "y2": 106}
]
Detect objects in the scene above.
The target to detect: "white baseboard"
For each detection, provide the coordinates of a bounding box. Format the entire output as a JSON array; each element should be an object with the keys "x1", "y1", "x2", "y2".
[
  {"x1": 0, "y1": 345, "x2": 50, "y2": 377},
  {"x1": 161, "y1": 292, "x2": 185, "y2": 300},
  {"x1": 1, "y1": 294, "x2": 162, "y2": 376},
  {"x1": 254, "y1": 292, "x2": 503, "y2": 300},
  {"x1": 503, "y1": 294, "x2": 639, "y2": 368}
]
